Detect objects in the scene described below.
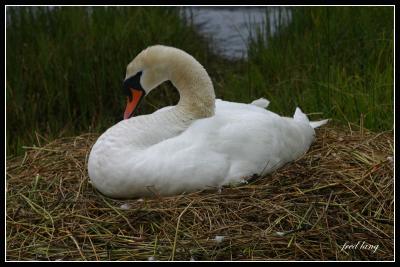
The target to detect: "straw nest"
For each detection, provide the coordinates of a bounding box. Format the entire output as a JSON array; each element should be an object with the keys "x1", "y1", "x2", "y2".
[{"x1": 6, "y1": 125, "x2": 394, "y2": 261}]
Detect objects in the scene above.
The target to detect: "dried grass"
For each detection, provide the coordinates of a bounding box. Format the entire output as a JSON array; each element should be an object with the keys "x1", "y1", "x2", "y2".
[{"x1": 6, "y1": 124, "x2": 394, "y2": 261}]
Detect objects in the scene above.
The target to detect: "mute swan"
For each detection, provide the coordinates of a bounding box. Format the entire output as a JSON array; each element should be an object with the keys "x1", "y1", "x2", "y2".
[{"x1": 88, "y1": 45, "x2": 328, "y2": 198}]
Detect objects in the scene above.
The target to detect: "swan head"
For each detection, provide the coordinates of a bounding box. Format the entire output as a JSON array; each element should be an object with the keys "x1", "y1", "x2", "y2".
[
  {"x1": 123, "y1": 45, "x2": 215, "y2": 120},
  {"x1": 123, "y1": 45, "x2": 172, "y2": 119}
]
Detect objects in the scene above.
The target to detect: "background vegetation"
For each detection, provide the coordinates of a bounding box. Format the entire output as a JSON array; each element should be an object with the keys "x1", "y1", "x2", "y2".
[{"x1": 6, "y1": 6, "x2": 394, "y2": 156}]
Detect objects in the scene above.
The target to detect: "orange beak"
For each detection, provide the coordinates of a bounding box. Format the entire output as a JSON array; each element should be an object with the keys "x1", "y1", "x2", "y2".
[{"x1": 124, "y1": 88, "x2": 144, "y2": 120}]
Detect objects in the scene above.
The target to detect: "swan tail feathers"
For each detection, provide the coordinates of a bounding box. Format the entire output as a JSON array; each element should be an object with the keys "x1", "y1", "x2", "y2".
[
  {"x1": 251, "y1": 98, "x2": 270, "y2": 108},
  {"x1": 293, "y1": 107, "x2": 329, "y2": 129},
  {"x1": 310, "y1": 119, "x2": 329, "y2": 129}
]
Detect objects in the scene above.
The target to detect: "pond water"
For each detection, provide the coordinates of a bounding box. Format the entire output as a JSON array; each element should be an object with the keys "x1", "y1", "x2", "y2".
[{"x1": 181, "y1": 7, "x2": 292, "y2": 59}]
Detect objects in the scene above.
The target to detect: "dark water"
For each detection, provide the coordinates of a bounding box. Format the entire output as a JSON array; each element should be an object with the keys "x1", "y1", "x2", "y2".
[{"x1": 182, "y1": 7, "x2": 292, "y2": 59}]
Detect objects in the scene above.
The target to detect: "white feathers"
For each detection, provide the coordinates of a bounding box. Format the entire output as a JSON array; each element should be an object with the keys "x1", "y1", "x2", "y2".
[
  {"x1": 293, "y1": 107, "x2": 310, "y2": 124},
  {"x1": 88, "y1": 45, "x2": 328, "y2": 198},
  {"x1": 310, "y1": 119, "x2": 330, "y2": 129},
  {"x1": 213, "y1": 235, "x2": 225, "y2": 243},
  {"x1": 119, "y1": 203, "x2": 131, "y2": 210},
  {"x1": 251, "y1": 97, "x2": 270, "y2": 108},
  {"x1": 293, "y1": 107, "x2": 329, "y2": 129},
  {"x1": 275, "y1": 231, "x2": 286, "y2": 237}
]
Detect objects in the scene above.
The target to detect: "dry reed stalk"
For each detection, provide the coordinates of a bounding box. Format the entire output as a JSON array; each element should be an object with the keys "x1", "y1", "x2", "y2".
[{"x1": 6, "y1": 125, "x2": 394, "y2": 261}]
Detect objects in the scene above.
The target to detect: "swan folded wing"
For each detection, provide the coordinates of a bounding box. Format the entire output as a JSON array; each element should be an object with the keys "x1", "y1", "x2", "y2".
[
  {"x1": 250, "y1": 98, "x2": 270, "y2": 108},
  {"x1": 137, "y1": 134, "x2": 230, "y2": 195}
]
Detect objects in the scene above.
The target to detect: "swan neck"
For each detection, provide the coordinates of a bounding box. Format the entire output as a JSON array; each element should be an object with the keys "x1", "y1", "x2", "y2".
[{"x1": 169, "y1": 53, "x2": 215, "y2": 119}]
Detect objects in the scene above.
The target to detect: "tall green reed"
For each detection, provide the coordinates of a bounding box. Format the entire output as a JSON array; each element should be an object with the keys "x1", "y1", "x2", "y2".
[
  {"x1": 6, "y1": 6, "x2": 394, "y2": 156},
  {"x1": 6, "y1": 6, "x2": 213, "y2": 155},
  {"x1": 242, "y1": 6, "x2": 393, "y2": 129}
]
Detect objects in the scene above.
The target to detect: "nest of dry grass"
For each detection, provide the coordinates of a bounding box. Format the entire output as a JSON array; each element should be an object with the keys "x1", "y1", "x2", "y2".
[{"x1": 6, "y1": 125, "x2": 394, "y2": 261}]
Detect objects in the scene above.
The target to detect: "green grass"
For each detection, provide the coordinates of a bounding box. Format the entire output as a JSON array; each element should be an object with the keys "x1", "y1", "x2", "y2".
[
  {"x1": 6, "y1": 6, "x2": 214, "y2": 156},
  {"x1": 6, "y1": 6, "x2": 394, "y2": 156},
  {"x1": 242, "y1": 7, "x2": 394, "y2": 129}
]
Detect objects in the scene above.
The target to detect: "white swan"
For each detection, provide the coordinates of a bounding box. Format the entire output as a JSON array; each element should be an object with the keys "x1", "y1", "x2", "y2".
[{"x1": 88, "y1": 45, "x2": 328, "y2": 198}]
